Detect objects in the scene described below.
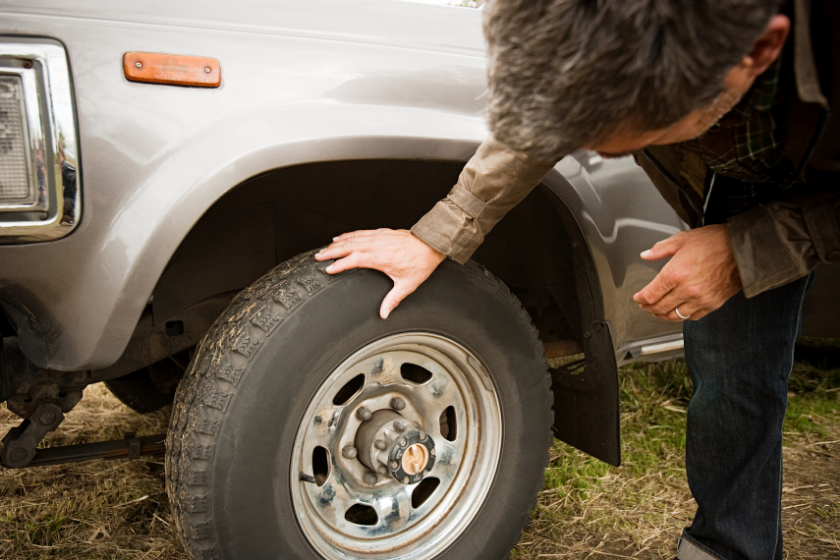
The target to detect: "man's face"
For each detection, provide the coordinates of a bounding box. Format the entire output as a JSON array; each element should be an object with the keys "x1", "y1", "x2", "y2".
[{"x1": 587, "y1": 62, "x2": 754, "y2": 158}]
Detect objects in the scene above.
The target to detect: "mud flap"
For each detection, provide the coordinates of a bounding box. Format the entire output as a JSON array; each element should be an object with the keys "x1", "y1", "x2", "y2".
[{"x1": 550, "y1": 320, "x2": 621, "y2": 466}]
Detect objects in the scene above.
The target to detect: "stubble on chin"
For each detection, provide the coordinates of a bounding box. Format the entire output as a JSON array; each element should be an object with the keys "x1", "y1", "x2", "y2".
[{"x1": 692, "y1": 85, "x2": 744, "y2": 138}]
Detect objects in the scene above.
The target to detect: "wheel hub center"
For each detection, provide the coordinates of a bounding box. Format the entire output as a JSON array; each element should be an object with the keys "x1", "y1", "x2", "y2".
[
  {"x1": 353, "y1": 407, "x2": 436, "y2": 485},
  {"x1": 402, "y1": 443, "x2": 428, "y2": 475}
]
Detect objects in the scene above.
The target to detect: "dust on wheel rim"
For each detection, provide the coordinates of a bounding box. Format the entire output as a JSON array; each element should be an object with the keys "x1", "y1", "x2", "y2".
[{"x1": 290, "y1": 332, "x2": 502, "y2": 559}]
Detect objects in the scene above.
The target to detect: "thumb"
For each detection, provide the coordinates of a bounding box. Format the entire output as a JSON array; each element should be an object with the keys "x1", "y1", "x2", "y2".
[
  {"x1": 380, "y1": 280, "x2": 417, "y2": 319},
  {"x1": 641, "y1": 235, "x2": 682, "y2": 261}
]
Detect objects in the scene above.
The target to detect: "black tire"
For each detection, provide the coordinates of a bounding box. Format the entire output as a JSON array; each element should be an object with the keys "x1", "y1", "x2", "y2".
[
  {"x1": 105, "y1": 365, "x2": 177, "y2": 414},
  {"x1": 166, "y1": 250, "x2": 552, "y2": 560}
]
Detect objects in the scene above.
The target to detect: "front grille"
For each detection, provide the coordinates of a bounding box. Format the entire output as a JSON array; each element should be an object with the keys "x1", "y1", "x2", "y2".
[{"x1": 0, "y1": 75, "x2": 32, "y2": 204}]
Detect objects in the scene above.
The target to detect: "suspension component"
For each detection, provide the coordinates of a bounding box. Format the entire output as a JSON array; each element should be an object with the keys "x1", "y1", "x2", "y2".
[{"x1": 0, "y1": 403, "x2": 64, "y2": 468}]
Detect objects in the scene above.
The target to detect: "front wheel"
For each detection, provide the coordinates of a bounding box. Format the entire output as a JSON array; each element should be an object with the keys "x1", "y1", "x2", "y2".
[{"x1": 166, "y1": 252, "x2": 552, "y2": 560}]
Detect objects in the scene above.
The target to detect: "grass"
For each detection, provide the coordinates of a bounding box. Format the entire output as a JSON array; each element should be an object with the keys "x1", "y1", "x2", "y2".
[
  {"x1": 0, "y1": 386, "x2": 181, "y2": 559},
  {"x1": 514, "y1": 340, "x2": 840, "y2": 559},
  {"x1": 0, "y1": 341, "x2": 838, "y2": 559}
]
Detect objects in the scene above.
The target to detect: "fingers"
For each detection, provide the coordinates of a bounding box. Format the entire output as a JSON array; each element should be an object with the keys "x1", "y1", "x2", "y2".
[
  {"x1": 315, "y1": 241, "x2": 355, "y2": 262},
  {"x1": 640, "y1": 233, "x2": 684, "y2": 261},
  {"x1": 641, "y1": 284, "x2": 728, "y2": 322},
  {"x1": 316, "y1": 230, "x2": 376, "y2": 259},
  {"x1": 380, "y1": 279, "x2": 419, "y2": 319},
  {"x1": 315, "y1": 229, "x2": 396, "y2": 263},
  {"x1": 634, "y1": 260, "x2": 698, "y2": 321},
  {"x1": 639, "y1": 288, "x2": 683, "y2": 317},
  {"x1": 639, "y1": 277, "x2": 710, "y2": 321},
  {"x1": 314, "y1": 246, "x2": 342, "y2": 261},
  {"x1": 324, "y1": 253, "x2": 368, "y2": 274},
  {"x1": 313, "y1": 229, "x2": 445, "y2": 319},
  {"x1": 643, "y1": 290, "x2": 729, "y2": 322},
  {"x1": 686, "y1": 308, "x2": 710, "y2": 321},
  {"x1": 653, "y1": 303, "x2": 711, "y2": 322},
  {"x1": 634, "y1": 225, "x2": 741, "y2": 323},
  {"x1": 662, "y1": 303, "x2": 699, "y2": 322},
  {"x1": 633, "y1": 266, "x2": 681, "y2": 306}
]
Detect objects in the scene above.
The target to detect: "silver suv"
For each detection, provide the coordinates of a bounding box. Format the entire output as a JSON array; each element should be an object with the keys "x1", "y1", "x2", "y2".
[{"x1": 0, "y1": 2, "x2": 836, "y2": 559}]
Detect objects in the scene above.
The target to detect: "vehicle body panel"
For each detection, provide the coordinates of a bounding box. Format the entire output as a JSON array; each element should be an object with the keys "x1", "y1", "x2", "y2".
[{"x1": 0, "y1": 1, "x2": 496, "y2": 369}]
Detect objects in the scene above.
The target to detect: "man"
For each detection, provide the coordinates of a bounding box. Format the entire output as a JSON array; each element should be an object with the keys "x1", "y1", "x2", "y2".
[{"x1": 316, "y1": 0, "x2": 839, "y2": 558}]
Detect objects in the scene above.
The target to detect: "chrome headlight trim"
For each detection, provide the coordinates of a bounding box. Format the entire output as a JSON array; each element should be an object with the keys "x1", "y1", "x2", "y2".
[{"x1": 0, "y1": 38, "x2": 80, "y2": 243}]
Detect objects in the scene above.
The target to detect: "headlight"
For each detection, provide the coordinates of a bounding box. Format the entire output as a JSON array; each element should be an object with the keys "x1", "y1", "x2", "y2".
[
  {"x1": 0, "y1": 38, "x2": 80, "y2": 243},
  {"x1": 0, "y1": 73, "x2": 41, "y2": 211}
]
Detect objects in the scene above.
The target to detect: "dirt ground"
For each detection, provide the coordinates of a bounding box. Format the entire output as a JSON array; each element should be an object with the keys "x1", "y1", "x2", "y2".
[
  {"x1": 510, "y1": 437, "x2": 840, "y2": 560},
  {"x1": 0, "y1": 350, "x2": 837, "y2": 559}
]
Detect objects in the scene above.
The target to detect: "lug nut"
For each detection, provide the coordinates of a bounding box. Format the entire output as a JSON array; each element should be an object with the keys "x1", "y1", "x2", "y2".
[
  {"x1": 377, "y1": 465, "x2": 388, "y2": 475},
  {"x1": 430, "y1": 449, "x2": 436, "y2": 457},
  {"x1": 390, "y1": 461, "x2": 399, "y2": 470},
  {"x1": 342, "y1": 445, "x2": 358, "y2": 459},
  {"x1": 390, "y1": 397, "x2": 406, "y2": 411},
  {"x1": 364, "y1": 472, "x2": 378, "y2": 485},
  {"x1": 356, "y1": 407, "x2": 372, "y2": 422},
  {"x1": 418, "y1": 431, "x2": 427, "y2": 441},
  {"x1": 393, "y1": 420, "x2": 407, "y2": 432},
  {"x1": 398, "y1": 437, "x2": 407, "y2": 448},
  {"x1": 403, "y1": 476, "x2": 409, "y2": 484},
  {"x1": 374, "y1": 439, "x2": 387, "y2": 450}
]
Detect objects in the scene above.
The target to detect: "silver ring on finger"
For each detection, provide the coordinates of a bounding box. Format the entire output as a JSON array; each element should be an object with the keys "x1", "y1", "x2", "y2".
[{"x1": 675, "y1": 307, "x2": 691, "y2": 320}]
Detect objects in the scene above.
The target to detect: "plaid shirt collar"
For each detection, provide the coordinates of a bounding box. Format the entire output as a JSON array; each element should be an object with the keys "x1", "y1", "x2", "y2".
[{"x1": 682, "y1": 57, "x2": 802, "y2": 216}]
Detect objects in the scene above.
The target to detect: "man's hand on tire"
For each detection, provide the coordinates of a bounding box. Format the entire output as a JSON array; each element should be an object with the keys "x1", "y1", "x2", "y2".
[
  {"x1": 633, "y1": 224, "x2": 742, "y2": 322},
  {"x1": 315, "y1": 229, "x2": 445, "y2": 319}
]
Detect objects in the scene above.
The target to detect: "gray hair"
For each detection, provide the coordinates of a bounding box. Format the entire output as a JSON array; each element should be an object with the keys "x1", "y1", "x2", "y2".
[{"x1": 484, "y1": 0, "x2": 781, "y2": 161}]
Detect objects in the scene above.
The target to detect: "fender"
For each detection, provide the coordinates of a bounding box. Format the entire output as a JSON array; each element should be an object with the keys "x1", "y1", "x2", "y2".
[
  {"x1": 0, "y1": 1, "x2": 490, "y2": 370},
  {"x1": 0, "y1": 113, "x2": 487, "y2": 370}
]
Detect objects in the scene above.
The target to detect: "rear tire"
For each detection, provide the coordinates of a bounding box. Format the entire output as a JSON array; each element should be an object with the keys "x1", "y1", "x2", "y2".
[{"x1": 166, "y1": 251, "x2": 552, "y2": 560}]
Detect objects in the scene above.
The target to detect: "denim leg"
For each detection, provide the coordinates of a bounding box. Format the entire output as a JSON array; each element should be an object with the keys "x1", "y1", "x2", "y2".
[{"x1": 678, "y1": 273, "x2": 815, "y2": 560}]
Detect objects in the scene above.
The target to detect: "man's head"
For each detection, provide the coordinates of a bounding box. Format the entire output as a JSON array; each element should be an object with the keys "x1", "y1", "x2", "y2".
[{"x1": 484, "y1": 0, "x2": 790, "y2": 161}]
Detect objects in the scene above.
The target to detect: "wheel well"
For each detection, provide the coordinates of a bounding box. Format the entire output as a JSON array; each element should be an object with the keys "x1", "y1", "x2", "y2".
[
  {"x1": 142, "y1": 158, "x2": 620, "y2": 464},
  {"x1": 151, "y1": 159, "x2": 586, "y2": 345}
]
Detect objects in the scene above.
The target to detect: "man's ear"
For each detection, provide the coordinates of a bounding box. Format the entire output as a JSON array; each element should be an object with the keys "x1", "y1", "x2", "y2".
[{"x1": 744, "y1": 14, "x2": 790, "y2": 77}]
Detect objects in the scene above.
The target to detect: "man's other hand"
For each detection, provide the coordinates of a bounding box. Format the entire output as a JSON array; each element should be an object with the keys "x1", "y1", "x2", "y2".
[
  {"x1": 315, "y1": 229, "x2": 446, "y2": 319},
  {"x1": 633, "y1": 224, "x2": 742, "y2": 321}
]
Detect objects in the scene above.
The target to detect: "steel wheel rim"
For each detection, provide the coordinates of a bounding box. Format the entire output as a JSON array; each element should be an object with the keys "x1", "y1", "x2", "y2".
[{"x1": 290, "y1": 332, "x2": 502, "y2": 559}]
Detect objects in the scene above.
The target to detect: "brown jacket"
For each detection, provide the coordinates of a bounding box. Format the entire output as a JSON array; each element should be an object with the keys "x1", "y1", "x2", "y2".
[{"x1": 412, "y1": 0, "x2": 839, "y2": 298}]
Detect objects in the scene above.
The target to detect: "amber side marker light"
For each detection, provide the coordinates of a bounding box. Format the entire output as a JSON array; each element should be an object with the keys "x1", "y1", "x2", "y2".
[{"x1": 123, "y1": 52, "x2": 221, "y2": 87}]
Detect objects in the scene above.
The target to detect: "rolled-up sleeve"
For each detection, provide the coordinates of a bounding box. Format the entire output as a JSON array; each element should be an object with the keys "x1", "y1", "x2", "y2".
[
  {"x1": 411, "y1": 135, "x2": 557, "y2": 264},
  {"x1": 728, "y1": 188, "x2": 840, "y2": 297}
]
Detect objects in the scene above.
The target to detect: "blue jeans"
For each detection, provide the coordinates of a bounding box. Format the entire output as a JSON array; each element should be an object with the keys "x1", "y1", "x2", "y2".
[{"x1": 677, "y1": 272, "x2": 815, "y2": 560}]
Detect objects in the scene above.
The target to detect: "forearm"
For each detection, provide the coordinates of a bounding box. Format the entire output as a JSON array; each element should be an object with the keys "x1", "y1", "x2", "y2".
[
  {"x1": 728, "y1": 187, "x2": 840, "y2": 297},
  {"x1": 412, "y1": 135, "x2": 556, "y2": 264}
]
